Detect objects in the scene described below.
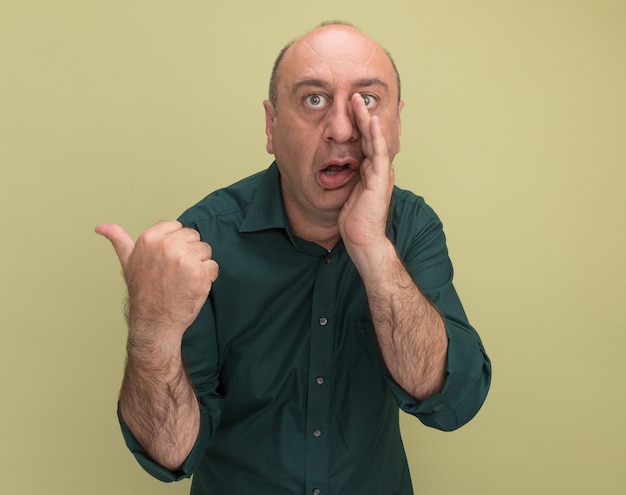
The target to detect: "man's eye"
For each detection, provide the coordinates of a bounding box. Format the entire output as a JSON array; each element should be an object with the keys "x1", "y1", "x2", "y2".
[
  {"x1": 304, "y1": 94, "x2": 328, "y2": 108},
  {"x1": 360, "y1": 94, "x2": 377, "y2": 109}
]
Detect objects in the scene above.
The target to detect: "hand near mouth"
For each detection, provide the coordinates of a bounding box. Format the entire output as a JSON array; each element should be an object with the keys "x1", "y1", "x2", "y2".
[{"x1": 339, "y1": 93, "x2": 395, "y2": 265}]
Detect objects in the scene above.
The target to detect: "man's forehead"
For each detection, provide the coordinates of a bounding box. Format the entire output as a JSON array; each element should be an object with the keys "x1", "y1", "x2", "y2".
[{"x1": 280, "y1": 27, "x2": 396, "y2": 89}]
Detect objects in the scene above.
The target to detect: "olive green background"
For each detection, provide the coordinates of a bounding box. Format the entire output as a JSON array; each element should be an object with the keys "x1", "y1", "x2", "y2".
[{"x1": 2, "y1": 1, "x2": 624, "y2": 494}]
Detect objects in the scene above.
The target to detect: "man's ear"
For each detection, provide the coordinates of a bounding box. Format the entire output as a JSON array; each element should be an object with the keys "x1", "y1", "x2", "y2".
[
  {"x1": 396, "y1": 100, "x2": 405, "y2": 153},
  {"x1": 263, "y1": 100, "x2": 276, "y2": 154}
]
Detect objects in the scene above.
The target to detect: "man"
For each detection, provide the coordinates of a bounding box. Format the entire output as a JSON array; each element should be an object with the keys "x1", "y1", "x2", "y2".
[{"x1": 97, "y1": 21, "x2": 491, "y2": 494}]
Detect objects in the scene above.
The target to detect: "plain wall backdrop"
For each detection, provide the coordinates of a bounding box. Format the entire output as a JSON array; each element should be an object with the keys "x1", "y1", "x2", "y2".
[{"x1": 1, "y1": 1, "x2": 624, "y2": 494}]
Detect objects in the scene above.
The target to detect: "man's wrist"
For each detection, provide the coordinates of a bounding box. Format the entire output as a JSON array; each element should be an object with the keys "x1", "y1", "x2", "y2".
[{"x1": 347, "y1": 237, "x2": 399, "y2": 285}]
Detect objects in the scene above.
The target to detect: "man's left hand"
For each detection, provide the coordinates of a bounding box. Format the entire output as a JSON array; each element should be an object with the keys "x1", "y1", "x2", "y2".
[{"x1": 339, "y1": 93, "x2": 395, "y2": 261}]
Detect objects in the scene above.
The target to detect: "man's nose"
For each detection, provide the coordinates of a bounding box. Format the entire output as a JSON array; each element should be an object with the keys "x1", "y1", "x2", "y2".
[{"x1": 323, "y1": 100, "x2": 359, "y2": 143}]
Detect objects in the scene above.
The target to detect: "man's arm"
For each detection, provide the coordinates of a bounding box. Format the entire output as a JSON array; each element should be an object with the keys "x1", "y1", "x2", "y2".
[
  {"x1": 96, "y1": 221, "x2": 219, "y2": 470},
  {"x1": 118, "y1": 331, "x2": 200, "y2": 471},
  {"x1": 351, "y1": 241, "x2": 447, "y2": 400},
  {"x1": 340, "y1": 94, "x2": 447, "y2": 401}
]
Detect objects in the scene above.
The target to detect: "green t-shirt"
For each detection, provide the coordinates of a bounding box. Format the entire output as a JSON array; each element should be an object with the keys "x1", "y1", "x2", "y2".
[{"x1": 119, "y1": 162, "x2": 491, "y2": 494}]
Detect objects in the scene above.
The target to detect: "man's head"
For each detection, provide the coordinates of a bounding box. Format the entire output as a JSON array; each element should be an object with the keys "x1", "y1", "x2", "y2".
[
  {"x1": 268, "y1": 21, "x2": 402, "y2": 111},
  {"x1": 263, "y1": 22, "x2": 404, "y2": 229}
]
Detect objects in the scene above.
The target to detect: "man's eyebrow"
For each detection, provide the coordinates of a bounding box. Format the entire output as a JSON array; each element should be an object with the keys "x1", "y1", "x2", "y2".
[
  {"x1": 355, "y1": 78, "x2": 389, "y2": 91},
  {"x1": 292, "y1": 79, "x2": 329, "y2": 92}
]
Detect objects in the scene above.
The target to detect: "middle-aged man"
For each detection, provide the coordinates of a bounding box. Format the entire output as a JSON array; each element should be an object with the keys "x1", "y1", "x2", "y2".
[{"x1": 97, "y1": 21, "x2": 491, "y2": 495}]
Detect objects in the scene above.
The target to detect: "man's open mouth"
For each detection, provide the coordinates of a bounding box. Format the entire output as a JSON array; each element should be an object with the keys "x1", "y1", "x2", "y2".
[{"x1": 322, "y1": 164, "x2": 351, "y2": 176}]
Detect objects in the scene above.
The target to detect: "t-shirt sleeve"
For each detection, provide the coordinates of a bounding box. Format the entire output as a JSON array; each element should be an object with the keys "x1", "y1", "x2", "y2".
[
  {"x1": 117, "y1": 274, "x2": 224, "y2": 480},
  {"x1": 385, "y1": 194, "x2": 491, "y2": 431}
]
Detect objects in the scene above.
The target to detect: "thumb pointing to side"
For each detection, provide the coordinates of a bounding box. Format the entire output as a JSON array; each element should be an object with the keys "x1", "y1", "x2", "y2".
[{"x1": 95, "y1": 223, "x2": 135, "y2": 271}]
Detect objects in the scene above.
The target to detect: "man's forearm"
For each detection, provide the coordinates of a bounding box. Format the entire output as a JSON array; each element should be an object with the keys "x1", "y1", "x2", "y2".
[
  {"x1": 119, "y1": 340, "x2": 200, "y2": 471},
  {"x1": 354, "y1": 240, "x2": 448, "y2": 401}
]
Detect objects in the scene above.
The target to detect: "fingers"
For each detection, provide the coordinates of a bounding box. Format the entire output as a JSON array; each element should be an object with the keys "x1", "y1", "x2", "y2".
[
  {"x1": 95, "y1": 221, "x2": 205, "y2": 270},
  {"x1": 368, "y1": 115, "x2": 389, "y2": 161},
  {"x1": 95, "y1": 223, "x2": 135, "y2": 269},
  {"x1": 152, "y1": 222, "x2": 212, "y2": 261},
  {"x1": 187, "y1": 236, "x2": 215, "y2": 262},
  {"x1": 140, "y1": 221, "x2": 202, "y2": 252},
  {"x1": 203, "y1": 258, "x2": 220, "y2": 285},
  {"x1": 146, "y1": 220, "x2": 184, "y2": 235},
  {"x1": 97, "y1": 220, "x2": 219, "y2": 336},
  {"x1": 350, "y1": 94, "x2": 390, "y2": 177},
  {"x1": 352, "y1": 93, "x2": 372, "y2": 143}
]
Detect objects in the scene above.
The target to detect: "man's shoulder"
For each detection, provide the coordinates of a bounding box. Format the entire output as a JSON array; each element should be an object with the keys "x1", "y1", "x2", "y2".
[
  {"x1": 388, "y1": 185, "x2": 445, "y2": 247},
  {"x1": 178, "y1": 168, "x2": 268, "y2": 225},
  {"x1": 391, "y1": 185, "x2": 438, "y2": 222}
]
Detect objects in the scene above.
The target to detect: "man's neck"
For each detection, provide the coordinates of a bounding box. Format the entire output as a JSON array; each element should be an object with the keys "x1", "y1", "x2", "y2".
[{"x1": 283, "y1": 203, "x2": 341, "y2": 251}]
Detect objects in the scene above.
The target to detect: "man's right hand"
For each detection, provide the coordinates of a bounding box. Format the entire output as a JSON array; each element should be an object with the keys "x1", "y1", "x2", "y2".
[
  {"x1": 95, "y1": 221, "x2": 219, "y2": 347},
  {"x1": 96, "y1": 220, "x2": 214, "y2": 469}
]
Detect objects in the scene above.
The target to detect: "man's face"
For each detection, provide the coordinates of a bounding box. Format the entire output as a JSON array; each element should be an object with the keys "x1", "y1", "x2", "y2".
[{"x1": 264, "y1": 26, "x2": 404, "y2": 228}]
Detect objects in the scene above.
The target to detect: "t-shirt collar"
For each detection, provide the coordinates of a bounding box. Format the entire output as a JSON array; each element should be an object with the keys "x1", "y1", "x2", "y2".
[
  {"x1": 239, "y1": 161, "x2": 289, "y2": 233},
  {"x1": 239, "y1": 161, "x2": 340, "y2": 256}
]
